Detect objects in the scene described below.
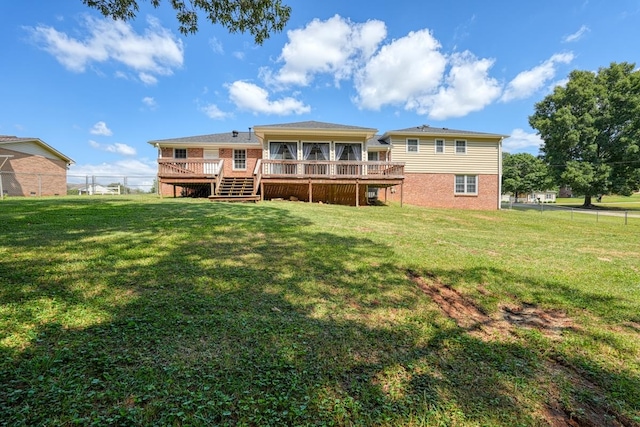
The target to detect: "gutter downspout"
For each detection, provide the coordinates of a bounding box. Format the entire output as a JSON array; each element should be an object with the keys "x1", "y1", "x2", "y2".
[
  {"x1": 0, "y1": 155, "x2": 14, "y2": 200},
  {"x1": 498, "y1": 138, "x2": 503, "y2": 210}
]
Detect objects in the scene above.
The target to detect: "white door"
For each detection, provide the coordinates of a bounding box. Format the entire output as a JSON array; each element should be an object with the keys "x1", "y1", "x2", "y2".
[{"x1": 203, "y1": 149, "x2": 219, "y2": 175}]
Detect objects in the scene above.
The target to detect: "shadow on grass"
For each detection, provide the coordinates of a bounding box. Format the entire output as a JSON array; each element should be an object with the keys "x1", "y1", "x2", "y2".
[{"x1": 0, "y1": 199, "x2": 638, "y2": 425}]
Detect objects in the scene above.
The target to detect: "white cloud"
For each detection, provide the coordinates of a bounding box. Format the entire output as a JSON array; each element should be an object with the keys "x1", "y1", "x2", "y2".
[
  {"x1": 89, "y1": 139, "x2": 137, "y2": 156},
  {"x1": 353, "y1": 31, "x2": 499, "y2": 119},
  {"x1": 139, "y1": 72, "x2": 158, "y2": 85},
  {"x1": 563, "y1": 25, "x2": 590, "y2": 43},
  {"x1": 227, "y1": 81, "x2": 311, "y2": 115},
  {"x1": 272, "y1": 14, "x2": 387, "y2": 87},
  {"x1": 142, "y1": 96, "x2": 157, "y2": 109},
  {"x1": 200, "y1": 104, "x2": 231, "y2": 120},
  {"x1": 412, "y1": 52, "x2": 501, "y2": 120},
  {"x1": 233, "y1": 51, "x2": 245, "y2": 60},
  {"x1": 354, "y1": 29, "x2": 446, "y2": 110},
  {"x1": 90, "y1": 121, "x2": 113, "y2": 136},
  {"x1": 503, "y1": 129, "x2": 544, "y2": 153},
  {"x1": 501, "y1": 52, "x2": 574, "y2": 102},
  {"x1": 26, "y1": 15, "x2": 183, "y2": 84},
  {"x1": 209, "y1": 37, "x2": 224, "y2": 54}
]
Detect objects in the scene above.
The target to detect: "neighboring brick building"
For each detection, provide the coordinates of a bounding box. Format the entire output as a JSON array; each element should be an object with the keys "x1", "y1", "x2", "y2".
[
  {"x1": 0, "y1": 136, "x2": 74, "y2": 197},
  {"x1": 149, "y1": 121, "x2": 507, "y2": 210}
]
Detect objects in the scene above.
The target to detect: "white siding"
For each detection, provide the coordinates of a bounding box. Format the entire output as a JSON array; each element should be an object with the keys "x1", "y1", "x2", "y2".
[{"x1": 1, "y1": 142, "x2": 61, "y2": 161}]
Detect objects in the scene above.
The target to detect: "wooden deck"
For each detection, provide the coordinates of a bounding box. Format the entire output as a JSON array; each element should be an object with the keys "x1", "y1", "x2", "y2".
[{"x1": 157, "y1": 159, "x2": 405, "y2": 206}]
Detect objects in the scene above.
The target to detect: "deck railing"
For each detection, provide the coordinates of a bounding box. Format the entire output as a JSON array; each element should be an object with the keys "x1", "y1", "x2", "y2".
[
  {"x1": 261, "y1": 160, "x2": 404, "y2": 179},
  {"x1": 253, "y1": 159, "x2": 262, "y2": 195},
  {"x1": 157, "y1": 158, "x2": 404, "y2": 180},
  {"x1": 158, "y1": 159, "x2": 222, "y2": 177}
]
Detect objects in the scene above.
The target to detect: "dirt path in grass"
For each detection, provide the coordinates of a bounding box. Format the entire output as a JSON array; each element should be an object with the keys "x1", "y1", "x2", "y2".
[{"x1": 407, "y1": 270, "x2": 637, "y2": 427}]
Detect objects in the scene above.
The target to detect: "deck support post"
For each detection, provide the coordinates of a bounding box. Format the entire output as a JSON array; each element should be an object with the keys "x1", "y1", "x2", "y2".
[
  {"x1": 210, "y1": 181, "x2": 214, "y2": 196},
  {"x1": 260, "y1": 181, "x2": 264, "y2": 201},
  {"x1": 308, "y1": 179, "x2": 313, "y2": 203},
  {"x1": 173, "y1": 185, "x2": 176, "y2": 198},
  {"x1": 355, "y1": 180, "x2": 359, "y2": 207}
]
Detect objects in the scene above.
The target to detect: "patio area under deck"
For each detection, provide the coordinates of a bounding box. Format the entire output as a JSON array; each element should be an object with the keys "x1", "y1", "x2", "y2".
[{"x1": 257, "y1": 160, "x2": 405, "y2": 207}]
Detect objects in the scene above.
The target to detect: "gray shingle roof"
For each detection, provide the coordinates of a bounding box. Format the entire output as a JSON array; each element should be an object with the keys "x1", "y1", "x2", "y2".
[
  {"x1": 149, "y1": 131, "x2": 260, "y2": 145},
  {"x1": 366, "y1": 135, "x2": 389, "y2": 148},
  {"x1": 254, "y1": 120, "x2": 376, "y2": 132},
  {"x1": 386, "y1": 125, "x2": 508, "y2": 138}
]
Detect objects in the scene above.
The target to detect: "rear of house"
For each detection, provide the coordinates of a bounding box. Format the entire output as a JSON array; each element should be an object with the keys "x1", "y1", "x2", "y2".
[
  {"x1": 149, "y1": 121, "x2": 506, "y2": 210},
  {"x1": 381, "y1": 126, "x2": 506, "y2": 210},
  {"x1": 0, "y1": 136, "x2": 74, "y2": 197}
]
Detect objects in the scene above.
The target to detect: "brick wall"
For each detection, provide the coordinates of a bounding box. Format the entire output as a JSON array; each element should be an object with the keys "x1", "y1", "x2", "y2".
[
  {"x1": 0, "y1": 147, "x2": 68, "y2": 196},
  {"x1": 385, "y1": 173, "x2": 499, "y2": 210},
  {"x1": 219, "y1": 148, "x2": 261, "y2": 177}
]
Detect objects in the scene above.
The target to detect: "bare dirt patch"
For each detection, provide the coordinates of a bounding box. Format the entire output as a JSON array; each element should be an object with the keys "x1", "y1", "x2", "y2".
[
  {"x1": 407, "y1": 269, "x2": 570, "y2": 341},
  {"x1": 407, "y1": 270, "x2": 636, "y2": 427}
]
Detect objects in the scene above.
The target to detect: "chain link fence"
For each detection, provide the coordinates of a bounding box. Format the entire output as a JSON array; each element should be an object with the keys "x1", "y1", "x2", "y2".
[
  {"x1": 504, "y1": 202, "x2": 640, "y2": 226},
  {"x1": 0, "y1": 172, "x2": 157, "y2": 198}
]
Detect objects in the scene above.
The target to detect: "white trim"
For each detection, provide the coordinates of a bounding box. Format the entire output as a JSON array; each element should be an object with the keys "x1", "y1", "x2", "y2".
[
  {"x1": 268, "y1": 139, "x2": 299, "y2": 160},
  {"x1": 454, "y1": 174, "x2": 478, "y2": 195},
  {"x1": 334, "y1": 141, "x2": 363, "y2": 161},
  {"x1": 233, "y1": 149, "x2": 247, "y2": 170},
  {"x1": 454, "y1": 139, "x2": 467, "y2": 154},
  {"x1": 434, "y1": 138, "x2": 445, "y2": 154},
  {"x1": 406, "y1": 138, "x2": 419, "y2": 153}
]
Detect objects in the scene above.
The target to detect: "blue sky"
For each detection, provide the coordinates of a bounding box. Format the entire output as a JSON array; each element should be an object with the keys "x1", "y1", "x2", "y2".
[{"x1": 1, "y1": 0, "x2": 640, "y2": 178}]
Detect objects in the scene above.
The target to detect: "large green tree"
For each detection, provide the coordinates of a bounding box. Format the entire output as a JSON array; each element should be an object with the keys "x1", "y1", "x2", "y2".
[
  {"x1": 82, "y1": 0, "x2": 291, "y2": 44},
  {"x1": 529, "y1": 62, "x2": 640, "y2": 207},
  {"x1": 502, "y1": 152, "x2": 553, "y2": 201}
]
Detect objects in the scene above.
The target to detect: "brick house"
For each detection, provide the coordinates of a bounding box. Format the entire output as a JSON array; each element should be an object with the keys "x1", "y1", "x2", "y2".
[
  {"x1": 0, "y1": 136, "x2": 74, "y2": 197},
  {"x1": 149, "y1": 121, "x2": 507, "y2": 209}
]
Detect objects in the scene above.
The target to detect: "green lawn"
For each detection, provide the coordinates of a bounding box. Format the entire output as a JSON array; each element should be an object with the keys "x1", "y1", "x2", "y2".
[
  {"x1": 1, "y1": 197, "x2": 639, "y2": 426},
  {"x1": 557, "y1": 193, "x2": 640, "y2": 210}
]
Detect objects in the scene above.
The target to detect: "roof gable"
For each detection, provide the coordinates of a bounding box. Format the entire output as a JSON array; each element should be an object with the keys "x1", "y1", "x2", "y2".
[{"x1": 0, "y1": 135, "x2": 74, "y2": 164}]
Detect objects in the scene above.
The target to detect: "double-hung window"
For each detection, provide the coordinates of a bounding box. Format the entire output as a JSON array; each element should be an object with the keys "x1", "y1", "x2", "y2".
[
  {"x1": 435, "y1": 139, "x2": 445, "y2": 154},
  {"x1": 455, "y1": 175, "x2": 477, "y2": 195},
  {"x1": 406, "y1": 138, "x2": 419, "y2": 153},
  {"x1": 174, "y1": 148, "x2": 187, "y2": 159},
  {"x1": 455, "y1": 140, "x2": 467, "y2": 154},
  {"x1": 233, "y1": 149, "x2": 247, "y2": 170}
]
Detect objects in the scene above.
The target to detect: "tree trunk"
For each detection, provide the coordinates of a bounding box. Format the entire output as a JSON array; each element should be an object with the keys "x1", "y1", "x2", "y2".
[{"x1": 582, "y1": 195, "x2": 594, "y2": 208}]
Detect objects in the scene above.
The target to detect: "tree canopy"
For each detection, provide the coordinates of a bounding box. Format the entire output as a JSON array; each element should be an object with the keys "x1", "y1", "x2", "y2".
[
  {"x1": 502, "y1": 152, "x2": 553, "y2": 201},
  {"x1": 82, "y1": 0, "x2": 291, "y2": 44},
  {"x1": 529, "y1": 62, "x2": 640, "y2": 207}
]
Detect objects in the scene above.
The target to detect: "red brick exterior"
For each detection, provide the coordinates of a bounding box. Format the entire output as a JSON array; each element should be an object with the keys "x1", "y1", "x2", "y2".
[
  {"x1": 219, "y1": 148, "x2": 261, "y2": 177},
  {"x1": 385, "y1": 173, "x2": 499, "y2": 210},
  {"x1": 0, "y1": 147, "x2": 68, "y2": 196}
]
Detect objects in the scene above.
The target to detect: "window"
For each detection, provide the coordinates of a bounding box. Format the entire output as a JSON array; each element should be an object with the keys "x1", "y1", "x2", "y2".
[
  {"x1": 435, "y1": 139, "x2": 445, "y2": 154},
  {"x1": 335, "y1": 143, "x2": 362, "y2": 161},
  {"x1": 455, "y1": 140, "x2": 467, "y2": 154},
  {"x1": 233, "y1": 149, "x2": 246, "y2": 170},
  {"x1": 302, "y1": 142, "x2": 329, "y2": 161},
  {"x1": 455, "y1": 175, "x2": 477, "y2": 195},
  {"x1": 407, "y1": 138, "x2": 419, "y2": 153},
  {"x1": 174, "y1": 148, "x2": 187, "y2": 159}
]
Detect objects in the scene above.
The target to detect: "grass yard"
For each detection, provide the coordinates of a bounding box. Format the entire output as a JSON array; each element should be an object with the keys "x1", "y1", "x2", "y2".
[
  {"x1": 0, "y1": 197, "x2": 639, "y2": 426},
  {"x1": 557, "y1": 193, "x2": 640, "y2": 210}
]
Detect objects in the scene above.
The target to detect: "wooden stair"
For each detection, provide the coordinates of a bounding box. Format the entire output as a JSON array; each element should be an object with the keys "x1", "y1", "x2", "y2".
[{"x1": 208, "y1": 177, "x2": 260, "y2": 202}]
